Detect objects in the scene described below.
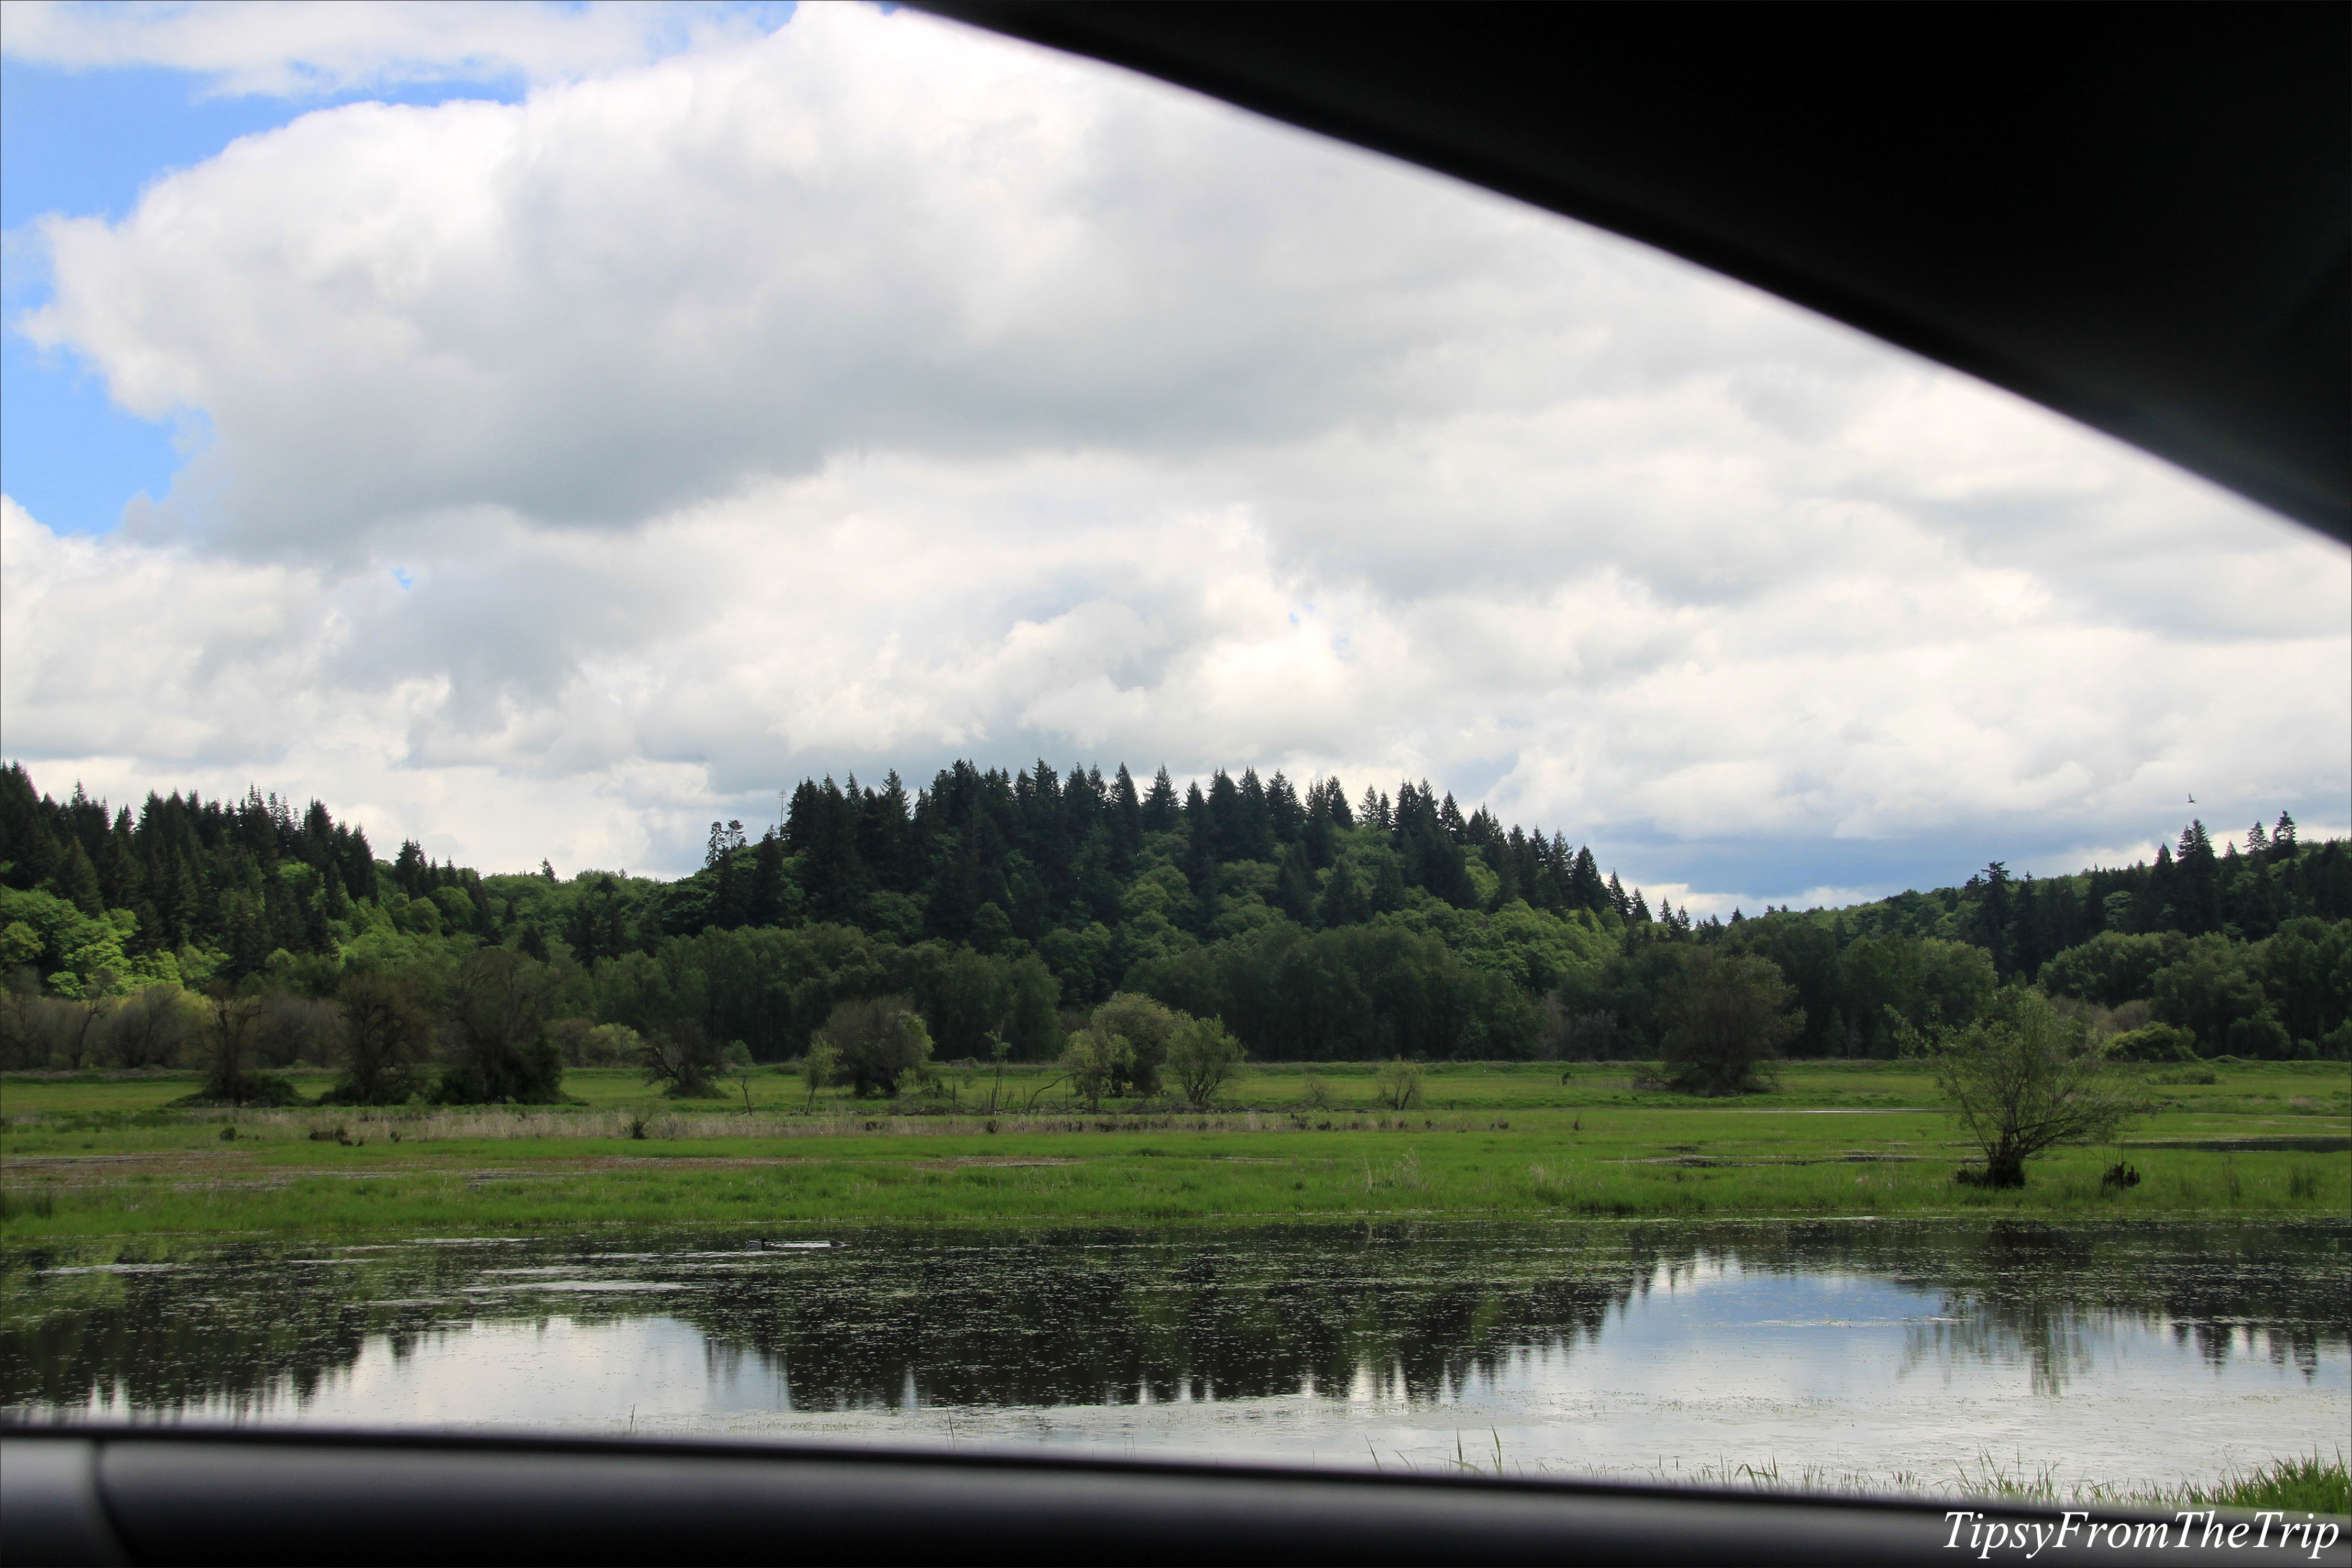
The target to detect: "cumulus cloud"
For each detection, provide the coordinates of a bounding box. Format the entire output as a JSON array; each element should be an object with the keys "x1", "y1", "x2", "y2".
[
  {"x1": 23, "y1": 4, "x2": 1813, "y2": 555},
  {"x1": 0, "y1": 1, "x2": 774, "y2": 98},
  {"x1": 4, "y1": 4, "x2": 2345, "y2": 902}
]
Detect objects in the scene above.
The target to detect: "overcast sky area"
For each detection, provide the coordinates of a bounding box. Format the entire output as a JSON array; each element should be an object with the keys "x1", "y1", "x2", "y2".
[{"x1": 3, "y1": 1, "x2": 2345, "y2": 913}]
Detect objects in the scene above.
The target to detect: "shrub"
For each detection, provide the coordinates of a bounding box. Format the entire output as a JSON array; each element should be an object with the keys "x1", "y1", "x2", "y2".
[
  {"x1": 2105, "y1": 1022, "x2": 2199, "y2": 1063},
  {"x1": 1373, "y1": 1056, "x2": 1425, "y2": 1110}
]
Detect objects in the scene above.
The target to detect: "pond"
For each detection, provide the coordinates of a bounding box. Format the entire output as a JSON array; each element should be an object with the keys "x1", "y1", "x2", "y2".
[{"x1": 4, "y1": 1218, "x2": 2345, "y2": 1495}]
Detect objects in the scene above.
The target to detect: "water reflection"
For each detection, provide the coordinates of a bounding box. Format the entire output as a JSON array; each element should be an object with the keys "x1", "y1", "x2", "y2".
[{"x1": 4, "y1": 1219, "x2": 2344, "y2": 1489}]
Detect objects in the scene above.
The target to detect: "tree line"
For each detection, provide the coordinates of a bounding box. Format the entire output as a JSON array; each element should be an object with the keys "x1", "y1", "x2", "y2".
[{"x1": 2, "y1": 759, "x2": 2346, "y2": 1101}]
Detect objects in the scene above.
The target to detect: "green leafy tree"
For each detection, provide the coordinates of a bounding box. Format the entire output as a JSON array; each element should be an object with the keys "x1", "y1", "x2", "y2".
[
  {"x1": 2039, "y1": 931, "x2": 2181, "y2": 1008},
  {"x1": 191, "y1": 990, "x2": 301, "y2": 1106},
  {"x1": 1164, "y1": 1014, "x2": 1245, "y2": 1106},
  {"x1": 1086, "y1": 992, "x2": 1180, "y2": 1095},
  {"x1": 324, "y1": 971, "x2": 431, "y2": 1104},
  {"x1": 1934, "y1": 988, "x2": 2145, "y2": 1187},
  {"x1": 0, "y1": 921, "x2": 41, "y2": 972},
  {"x1": 814, "y1": 996, "x2": 931, "y2": 1097},
  {"x1": 638, "y1": 1018, "x2": 726, "y2": 1098},
  {"x1": 2151, "y1": 934, "x2": 2272, "y2": 1056},
  {"x1": 1061, "y1": 1022, "x2": 1131, "y2": 1112},
  {"x1": 801, "y1": 1036, "x2": 842, "y2": 1110},
  {"x1": 434, "y1": 948, "x2": 566, "y2": 1103},
  {"x1": 1652, "y1": 948, "x2": 1802, "y2": 1095}
]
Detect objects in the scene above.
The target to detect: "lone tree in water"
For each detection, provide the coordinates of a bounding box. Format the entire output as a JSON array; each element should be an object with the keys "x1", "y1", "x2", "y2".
[
  {"x1": 1936, "y1": 988, "x2": 2145, "y2": 1187},
  {"x1": 1653, "y1": 948, "x2": 1803, "y2": 1096}
]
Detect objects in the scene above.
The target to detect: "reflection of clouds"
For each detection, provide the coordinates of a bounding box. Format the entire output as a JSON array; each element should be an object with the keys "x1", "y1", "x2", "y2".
[{"x1": 6, "y1": 1221, "x2": 2345, "y2": 1492}]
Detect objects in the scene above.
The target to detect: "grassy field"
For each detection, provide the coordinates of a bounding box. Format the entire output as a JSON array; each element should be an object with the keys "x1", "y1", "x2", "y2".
[{"x1": 2, "y1": 1059, "x2": 2344, "y2": 1240}]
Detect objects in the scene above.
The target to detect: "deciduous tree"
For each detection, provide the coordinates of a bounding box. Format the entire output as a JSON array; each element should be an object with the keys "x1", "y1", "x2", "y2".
[{"x1": 1935, "y1": 989, "x2": 2145, "y2": 1187}]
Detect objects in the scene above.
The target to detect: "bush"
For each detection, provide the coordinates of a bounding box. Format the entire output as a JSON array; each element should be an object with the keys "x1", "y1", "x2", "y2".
[
  {"x1": 2105, "y1": 1022, "x2": 2199, "y2": 1063},
  {"x1": 1372, "y1": 1056, "x2": 1425, "y2": 1110}
]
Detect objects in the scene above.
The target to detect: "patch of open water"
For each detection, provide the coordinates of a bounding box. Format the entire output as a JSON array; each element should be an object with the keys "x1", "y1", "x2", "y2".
[{"x1": 3, "y1": 1218, "x2": 2344, "y2": 1494}]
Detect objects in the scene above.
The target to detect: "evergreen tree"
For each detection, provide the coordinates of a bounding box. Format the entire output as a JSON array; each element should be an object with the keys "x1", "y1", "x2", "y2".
[
  {"x1": 2176, "y1": 821, "x2": 2221, "y2": 936},
  {"x1": 1323, "y1": 777, "x2": 1354, "y2": 829},
  {"x1": 1318, "y1": 855, "x2": 1373, "y2": 926},
  {"x1": 747, "y1": 829, "x2": 788, "y2": 926},
  {"x1": 1266, "y1": 771, "x2": 1304, "y2": 842},
  {"x1": 1111, "y1": 765, "x2": 1143, "y2": 855},
  {"x1": 1275, "y1": 842, "x2": 1319, "y2": 926},
  {"x1": 1142, "y1": 767, "x2": 1178, "y2": 832},
  {"x1": 57, "y1": 838, "x2": 104, "y2": 917}
]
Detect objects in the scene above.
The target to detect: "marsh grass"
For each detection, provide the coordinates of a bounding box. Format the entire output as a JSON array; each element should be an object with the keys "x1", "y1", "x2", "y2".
[
  {"x1": 1937, "y1": 1450, "x2": 2349, "y2": 1517},
  {"x1": 1391, "y1": 1436, "x2": 2350, "y2": 1518},
  {"x1": 3, "y1": 1060, "x2": 2342, "y2": 1238},
  {"x1": 1355, "y1": 1436, "x2": 2348, "y2": 1518}
]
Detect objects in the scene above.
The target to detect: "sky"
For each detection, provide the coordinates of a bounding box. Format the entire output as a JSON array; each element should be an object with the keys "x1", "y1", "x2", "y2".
[{"x1": 2, "y1": 1, "x2": 2345, "y2": 912}]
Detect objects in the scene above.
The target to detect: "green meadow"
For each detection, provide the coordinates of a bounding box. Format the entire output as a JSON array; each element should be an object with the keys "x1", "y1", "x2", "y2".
[{"x1": 3, "y1": 1059, "x2": 2345, "y2": 1240}]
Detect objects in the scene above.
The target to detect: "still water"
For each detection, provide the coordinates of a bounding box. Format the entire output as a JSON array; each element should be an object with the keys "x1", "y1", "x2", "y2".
[{"x1": 5, "y1": 1219, "x2": 2345, "y2": 1493}]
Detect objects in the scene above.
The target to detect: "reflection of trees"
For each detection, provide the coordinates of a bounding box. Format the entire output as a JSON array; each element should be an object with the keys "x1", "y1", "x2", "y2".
[
  {"x1": 688, "y1": 1229, "x2": 1642, "y2": 1410},
  {"x1": 0, "y1": 1242, "x2": 484, "y2": 1414},
  {"x1": 1874, "y1": 1220, "x2": 2345, "y2": 1394},
  {"x1": 2, "y1": 1219, "x2": 2342, "y2": 1419}
]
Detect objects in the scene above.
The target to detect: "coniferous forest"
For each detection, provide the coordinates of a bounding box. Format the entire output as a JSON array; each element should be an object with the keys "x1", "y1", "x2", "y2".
[{"x1": 2, "y1": 758, "x2": 2346, "y2": 1097}]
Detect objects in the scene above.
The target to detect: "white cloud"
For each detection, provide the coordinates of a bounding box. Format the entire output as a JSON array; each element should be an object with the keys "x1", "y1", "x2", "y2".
[
  {"x1": 4, "y1": 4, "x2": 2346, "y2": 902},
  {"x1": 0, "y1": 1, "x2": 775, "y2": 98}
]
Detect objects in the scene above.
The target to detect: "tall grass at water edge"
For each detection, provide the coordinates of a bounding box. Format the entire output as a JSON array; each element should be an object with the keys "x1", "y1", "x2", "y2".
[{"x1": 1391, "y1": 1437, "x2": 2348, "y2": 1517}]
